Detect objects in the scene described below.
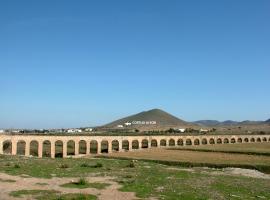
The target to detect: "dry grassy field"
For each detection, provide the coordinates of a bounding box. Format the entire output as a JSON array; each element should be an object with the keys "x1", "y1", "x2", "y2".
[
  {"x1": 173, "y1": 142, "x2": 270, "y2": 154},
  {"x1": 1, "y1": 142, "x2": 270, "y2": 199},
  {"x1": 107, "y1": 148, "x2": 270, "y2": 166}
]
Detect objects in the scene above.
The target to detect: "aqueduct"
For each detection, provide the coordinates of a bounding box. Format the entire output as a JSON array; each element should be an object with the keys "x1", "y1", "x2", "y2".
[{"x1": 0, "y1": 134, "x2": 269, "y2": 158}]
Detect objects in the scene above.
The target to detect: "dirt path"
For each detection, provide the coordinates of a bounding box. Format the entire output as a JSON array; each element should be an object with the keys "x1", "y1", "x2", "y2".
[{"x1": 0, "y1": 173, "x2": 137, "y2": 200}]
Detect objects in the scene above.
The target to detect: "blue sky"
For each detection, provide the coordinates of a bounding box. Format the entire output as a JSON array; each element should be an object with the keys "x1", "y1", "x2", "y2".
[{"x1": 0, "y1": 0, "x2": 270, "y2": 129}]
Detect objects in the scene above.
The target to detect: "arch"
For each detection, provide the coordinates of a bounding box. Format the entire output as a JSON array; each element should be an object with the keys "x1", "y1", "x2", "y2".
[
  {"x1": 262, "y1": 137, "x2": 267, "y2": 142},
  {"x1": 202, "y1": 138, "x2": 208, "y2": 145},
  {"x1": 90, "y1": 140, "x2": 98, "y2": 154},
  {"x1": 169, "y1": 139, "x2": 175, "y2": 146},
  {"x1": 17, "y1": 140, "x2": 26, "y2": 155},
  {"x1": 194, "y1": 139, "x2": 200, "y2": 145},
  {"x1": 209, "y1": 138, "x2": 215, "y2": 145},
  {"x1": 3, "y1": 140, "x2": 12, "y2": 154},
  {"x1": 79, "y1": 140, "x2": 87, "y2": 154},
  {"x1": 151, "y1": 139, "x2": 158, "y2": 147},
  {"x1": 217, "y1": 138, "x2": 222, "y2": 144},
  {"x1": 122, "y1": 140, "x2": 129, "y2": 151},
  {"x1": 230, "y1": 138, "x2": 236, "y2": 144},
  {"x1": 160, "y1": 139, "x2": 166, "y2": 147},
  {"x1": 237, "y1": 138, "x2": 243, "y2": 143},
  {"x1": 256, "y1": 138, "x2": 261, "y2": 142},
  {"x1": 223, "y1": 138, "x2": 229, "y2": 144},
  {"x1": 269, "y1": 137, "x2": 270, "y2": 142},
  {"x1": 101, "y1": 140, "x2": 109, "y2": 153},
  {"x1": 185, "y1": 139, "x2": 192, "y2": 145},
  {"x1": 112, "y1": 140, "x2": 119, "y2": 151},
  {"x1": 67, "y1": 140, "x2": 75, "y2": 156},
  {"x1": 30, "y1": 140, "x2": 38, "y2": 157},
  {"x1": 43, "y1": 140, "x2": 51, "y2": 157},
  {"x1": 132, "y1": 140, "x2": 139, "y2": 149},
  {"x1": 177, "y1": 139, "x2": 183, "y2": 146},
  {"x1": 250, "y1": 138, "x2": 255, "y2": 142},
  {"x1": 55, "y1": 140, "x2": 63, "y2": 157},
  {"x1": 142, "y1": 139, "x2": 149, "y2": 148},
  {"x1": 244, "y1": 138, "x2": 249, "y2": 143}
]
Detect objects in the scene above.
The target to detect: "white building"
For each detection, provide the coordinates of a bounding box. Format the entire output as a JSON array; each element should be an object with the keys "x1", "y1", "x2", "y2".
[
  {"x1": 178, "y1": 128, "x2": 186, "y2": 133},
  {"x1": 117, "y1": 125, "x2": 124, "y2": 128},
  {"x1": 124, "y1": 122, "x2": 132, "y2": 126},
  {"x1": 0, "y1": 130, "x2": 4, "y2": 133},
  {"x1": 200, "y1": 128, "x2": 209, "y2": 133},
  {"x1": 67, "y1": 129, "x2": 82, "y2": 133}
]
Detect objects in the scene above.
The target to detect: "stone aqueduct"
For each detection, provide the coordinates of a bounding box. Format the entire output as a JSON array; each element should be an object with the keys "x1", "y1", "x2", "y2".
[{"x1": 0, "y1": 134, "x2": 270, "y2": 158}]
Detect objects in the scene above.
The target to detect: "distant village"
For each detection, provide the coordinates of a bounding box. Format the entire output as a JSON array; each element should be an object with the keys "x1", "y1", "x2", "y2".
[
  {"x1": 0, "y1": 128, "x2": 94, "y2": 134},
  {"x1": 0, "y1": 127, "x2": 212, "y2": 134}
]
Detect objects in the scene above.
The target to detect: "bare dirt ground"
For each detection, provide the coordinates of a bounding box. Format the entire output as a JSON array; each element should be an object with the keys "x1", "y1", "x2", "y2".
[
  {"x1": 166, "y1": 167, "x2": 270, "y2": 179},
  {"x1": 0, "y1": 173, "x2": 137, "y2": 200},
  {"x1": 107, "y1": 148, "x2": 270, "y2": 165},
  {"x1": 210, "y1": 168, "x2": 270, "y2": 179}
]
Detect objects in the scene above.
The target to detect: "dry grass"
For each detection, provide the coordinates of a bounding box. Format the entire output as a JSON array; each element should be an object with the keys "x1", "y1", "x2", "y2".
[
  {"x1": 107, "y1": 148, "x2": 270, "y2": 166},
  {"x1": 174, "y1": 143, "x2": 270, "y2": 154}
]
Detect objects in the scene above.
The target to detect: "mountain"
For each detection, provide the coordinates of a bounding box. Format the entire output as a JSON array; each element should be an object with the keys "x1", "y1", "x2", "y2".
[
  {"x1": 221, "y1": 120, "x2": 239, "y2": 126},
  {"x1": 239, "y1": 120, "x2": 264, "y2": 125},
  {"x1": 194, "y1": 120, "x2": 220, "y2": 126},
  {"x1": 193, "y1": 120, "x2": 239, "y2": 126},
  {"x1": 104, "y1": 109, "x2": 193, "y2": 131},
  {"x1": 194, "y1": 119, "x2": 268, "y2": 127}
]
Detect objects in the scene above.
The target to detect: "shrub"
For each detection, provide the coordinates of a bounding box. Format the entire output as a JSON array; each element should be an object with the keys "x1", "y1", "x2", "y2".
[
  {"x1": 77, "y1": 177, "x2": 87, "y2": 186},
  {"x1": 81, "y1": 162, "x2": 103, "y2": 168},
  {"x1": 80, "y1": 163, "x2": 90, "y2": 168},
  {"x1": 56, "y1": 196, "x2": 64, "y2": 200},
  {"x1": 59, "y1": 163, "x2": 69, "y2": 169},
  {"x1": 14, "y1": 164, "x2": 20, "y2": 169},
  {"x1": 127, "y1": 161, "x2": 135, "y2": 168},
  {"x1": 91, "y1": 162, "x2": 103, "y2": 168}
]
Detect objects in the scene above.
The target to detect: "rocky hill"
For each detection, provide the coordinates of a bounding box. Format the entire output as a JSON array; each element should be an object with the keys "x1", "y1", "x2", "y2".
[{"x1": 104, "y1": 109, "x2": 193, "y2": 131}]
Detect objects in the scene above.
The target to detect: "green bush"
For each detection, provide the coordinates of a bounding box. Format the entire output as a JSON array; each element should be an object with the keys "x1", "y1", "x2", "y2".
[
  {"x1": 77, "y1": 177, "x2": 87, "y2": 186},
  {"x1": 80, "y1": 163, "x2": 90, "y2": 168},
  {"x1": 127, "y1": 161, "x2": 135, "y2": 168},
  {"x1": 81, "y1": 162, "x2": 103, "y2": 168},
  {"x1": 59, "y1": 163, "x2": 69, "y2": 169},
  {"x1": 14, "y1": 164, "x2": 20, "y2": 169}
]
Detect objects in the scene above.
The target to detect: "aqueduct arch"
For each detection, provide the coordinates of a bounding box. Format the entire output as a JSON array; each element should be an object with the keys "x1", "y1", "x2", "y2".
[{"x1": 0, "y1": 134, "x2": 269, "y2": 159}]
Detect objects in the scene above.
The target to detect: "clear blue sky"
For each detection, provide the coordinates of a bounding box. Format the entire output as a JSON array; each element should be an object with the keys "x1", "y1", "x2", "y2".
[{"x1": 0, "y1": 0, "x2": 269, "y2": 129}]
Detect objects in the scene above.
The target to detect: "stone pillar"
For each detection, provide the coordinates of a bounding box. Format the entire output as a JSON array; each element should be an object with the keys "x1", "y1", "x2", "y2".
[
  {"x1": 12, "y1": 141, "x2": 17, "y2": 155},
  {"x1": 166, "y1": 139, "x2": 170, "y2": 147},
  {"x1": 148, "y1": 140, "x2": 151, "y2": 149},
  {"x1": 51, "y1": 141, "x2": 55, "y2": 159},
  {"x1": 75, "y1": 141, "x2": 79, "y2": 156},
  {"x1": 25, "y1": 141, "x2": 30, "y2": 157},
  {"x1": 86, "y1": 141, "x2": 90, "y2": 155},
  {"x1": 38, "y1": 141, "x2": 43, "y2": 158},
  {"x1": 182, "y1": 140, "x2": 186, "y2": 147},
  {"x1": 108, "y1": 141, "x2": 112, "y2": 153},
  {"x1": 98, "y1": 141, "x2": 102, "y2": 154},
  {"x1": 128, "y1": 140, "x2": 132, "y2": 151},
  {"x1": 63, "y1": 141, "x2": 67, "y2": 158},
  {"x1": 138, "y1": 140, "x2": 142, "y2": 150},
  {"x1": 119, "y1": 140, "x2": 123, "y2": 152},
  {"x1": 0, "y1": 140, "x2": 3, "y2": 154}
]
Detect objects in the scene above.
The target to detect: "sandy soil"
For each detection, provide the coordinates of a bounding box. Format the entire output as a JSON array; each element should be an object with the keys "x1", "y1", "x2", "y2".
[{"x1": 0, "y1": 173, "x2": 137, "y2": 200}]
